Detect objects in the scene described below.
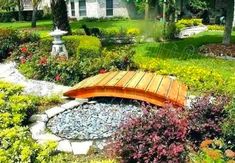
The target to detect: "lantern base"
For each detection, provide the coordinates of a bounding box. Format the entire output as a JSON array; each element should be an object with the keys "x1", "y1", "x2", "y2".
[{"x1": 51, "y1": 44, "x2": 68, "y2": 58}]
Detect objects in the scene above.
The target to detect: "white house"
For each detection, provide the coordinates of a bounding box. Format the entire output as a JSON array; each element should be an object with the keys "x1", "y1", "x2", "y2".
[
  {"x1": 67, "y1": 0, "x2": 129, "y2": 19},
  {"x1": 22, "y1": 0, "x2": 130, "y2": 19}
]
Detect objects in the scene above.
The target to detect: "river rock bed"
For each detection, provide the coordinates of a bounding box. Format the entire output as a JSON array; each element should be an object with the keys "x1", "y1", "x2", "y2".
[{"x1": 47, "y1": 99, "x2": 143, "y2": 140}]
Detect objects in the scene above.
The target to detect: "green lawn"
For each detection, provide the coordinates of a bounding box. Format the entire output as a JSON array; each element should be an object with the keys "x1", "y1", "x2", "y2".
[
  {"x1": 0, "y1": 19, "x2": 147, "y2": 37},
  {"x1": 133, "y1": 31, "x2": 235, "y2": 95}
]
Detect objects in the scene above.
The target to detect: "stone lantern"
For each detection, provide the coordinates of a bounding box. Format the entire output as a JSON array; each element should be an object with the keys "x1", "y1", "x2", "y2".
[{"x1": 49, "y1": 27, "x2": 68, "y2": 58}]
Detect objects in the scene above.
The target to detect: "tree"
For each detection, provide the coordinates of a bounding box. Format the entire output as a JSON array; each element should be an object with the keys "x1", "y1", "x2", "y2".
[
  {"x1": 31, "y1": 0, "x2": 41, "y2": 28},
  {"x1": 0, "y1": 0, "x2": 16, "y2": 11},
  {"x1": 223, "y1": 0, "x2": 234, "y2": 44},
  {"x1": 51, "y1": 0, "x2": 71, "y2": 34},
  {"x1": 17, "y1": 0, "x2": 24, "y2": 21}
]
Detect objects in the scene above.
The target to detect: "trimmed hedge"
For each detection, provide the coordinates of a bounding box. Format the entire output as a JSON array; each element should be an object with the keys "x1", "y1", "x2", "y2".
[{"x1": 40, "y1": 35, "x2": 101, "y2": 58}]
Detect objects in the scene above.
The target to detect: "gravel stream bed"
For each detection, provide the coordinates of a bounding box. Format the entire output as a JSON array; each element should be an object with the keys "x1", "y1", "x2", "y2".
[{"x1": 47, "y1": 99, "x2": 143, "y2": 140}]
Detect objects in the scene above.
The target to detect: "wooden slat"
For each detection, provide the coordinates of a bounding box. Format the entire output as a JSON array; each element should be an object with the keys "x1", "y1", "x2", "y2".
[
  {"x1": 136, "y1": 73, "x2": 154, "y2": 90},
  {"x1": 157, "y1": 76, "x2": 172, "y2": 97},
  {"x1": 115, "y1": 71, "x2": 136, "y2": 87},
  {"x1": 106, "y1": 71, "x2": 128, "y2": 86},
  {"x1": 125, "y1": 71, "x2": 146, "y2": 88},
  {"x1": 146, "y1": 75, "x2": 163, "y2": 93},
  {"x1": 96, "y1": 71, "x2": 119, "y2": 86},
  {"x1": 176, "y1": 84, "x2": 187, "y2": 106},
  {"x1": 89, "y1": 72, "x2": 111, "y2": 87},
  {"x1": 81, "y1": 73, "x2": 108, "y2": 88},
  {"x1": 167, "y1": 79, "x2": 180, "y2": 102}
]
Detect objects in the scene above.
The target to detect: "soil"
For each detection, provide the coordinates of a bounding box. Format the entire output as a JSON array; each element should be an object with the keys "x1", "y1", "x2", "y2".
[{"x1": 199, "y1": 44, "x2": 235, "y2": 57}]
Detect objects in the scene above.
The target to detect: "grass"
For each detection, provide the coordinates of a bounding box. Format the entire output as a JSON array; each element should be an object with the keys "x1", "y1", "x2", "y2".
[
  {"x1": 133, "y1": 31, "x2": 235, "y2": 95},
  {"x1": 0, "y1": 19, "x2": 148, "y2": 38}
]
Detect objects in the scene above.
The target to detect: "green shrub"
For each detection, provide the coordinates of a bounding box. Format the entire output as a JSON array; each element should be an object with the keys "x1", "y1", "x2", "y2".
[
  {"x1": 40, "y1": 35, "x2": 101, "y2": 58},
  {"x1": 222, "y1": 98, "x2": 235, "y2": 150},
  {"x1": 0, "y1": 11, "x2": 16, "y2": 22},
  {"x1": 76, "y1": 35, "x2": 101, "y2": 58},
  {"x1": 208, "y1": 25, "x2": 225, "y2": 31},
  {"x1": 18, "y1": 30, "x2": 40, "y2": 43},
  {"x1": 0, "y1": 28, "x2": 19, "y2": 60},
  {"x1": 176, "y1": 19, "x2": 203, "y2": 32},
  {"x1": 0, "y1": 126, "x2": 57, "y2": 163}
]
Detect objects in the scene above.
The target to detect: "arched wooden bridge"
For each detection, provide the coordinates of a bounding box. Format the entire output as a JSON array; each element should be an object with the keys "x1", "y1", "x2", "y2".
[{"x1": 64, "y1": 71, "x2": 187, "y2": 107}]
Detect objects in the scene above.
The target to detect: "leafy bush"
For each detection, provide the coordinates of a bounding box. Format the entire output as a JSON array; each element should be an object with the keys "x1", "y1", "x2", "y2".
[
  {"x1": 77, "y1": 36, "x2": 101, "y2": 58},
  {"x1": 208, "y1": 25, "x2": 225, "y2": 31},
  {"x1": 222, "y1": 98, "x2": 235, "y2": 150},
  {"x1": 40, "y1": 35, "x2": 101, "y2": 57},
  {"x1": 176, "y1": 19, "x2": 203, "y2": 32},
  {"x1": 0, "y1": 11, "x2": 16, "y2": 22},
  {"x1": 81, "y1": 16, "x2": 128, "y2": 22},
  {"x1": 0, "y1": 28, "x2": 19, "y2": 60},
  {"x1": 188, "y1": 95, "x2": 228, "y2": 146},
  {"x1": 18, "y1": 30, "x2": 40, "y2": 43},
  {"x1": 107, "y1": 105, "x2": 188, "y2": 162},
  {"x1": 0, "y1": 126, "x2": 57, "y2": 163}
]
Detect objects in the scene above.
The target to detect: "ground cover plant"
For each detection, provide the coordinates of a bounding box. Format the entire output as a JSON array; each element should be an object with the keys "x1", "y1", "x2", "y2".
[{"x1": 133, "y1": 31, "x2": 235, "y2": 95}]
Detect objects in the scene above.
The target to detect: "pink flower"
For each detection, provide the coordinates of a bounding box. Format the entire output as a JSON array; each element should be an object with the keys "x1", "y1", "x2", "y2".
[
  {"x1": 99, "y1": 68, "x2": 107, "y2": 74},
  {"x1": 38, "y1": 57, "x2": 47, "y2": 65},
  {"x1": 20, "y1": 58, "x2": 26, "y2": 64},
  {"x1": 55, "y1": 74, "x2": 61, "y2": 81}
]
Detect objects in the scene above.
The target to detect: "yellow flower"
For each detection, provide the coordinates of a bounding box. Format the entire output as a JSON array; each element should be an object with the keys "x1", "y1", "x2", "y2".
[
  {"x1": 203, "y1": 148, "x2": 222, "y2": 160},
  {"x1": 200, "y1": 139, "x2": 213, "y2": 148}
]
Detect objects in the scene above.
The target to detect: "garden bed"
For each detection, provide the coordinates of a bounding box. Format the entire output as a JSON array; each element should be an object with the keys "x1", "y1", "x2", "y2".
[{"x1": 200, "y1": 43, "x2": 235, "y2": 58}]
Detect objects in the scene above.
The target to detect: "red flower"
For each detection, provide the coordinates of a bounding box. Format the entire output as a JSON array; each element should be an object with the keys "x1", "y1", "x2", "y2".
[
  {"x1": 21, "y1": 47, "x2": 28, "y2": 53},
  {"x1": 99, "y1": 68, "x2": 107, "y2": 74},
  {"x1": 55, "y1": 74, "x2": 61, "y2": 81},
  {"x1": 38, "y1": 57, "x2": 47, "y2": 66},
  {"x1": 20, "y1": 58, "x2": 26, "y2": 64}
]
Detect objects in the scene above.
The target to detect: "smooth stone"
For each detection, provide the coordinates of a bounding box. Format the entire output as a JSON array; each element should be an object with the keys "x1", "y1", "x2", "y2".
[
  {"x1": 45, "y1": 106, "x2": 65, "y2": 118},
  {"x1": 36, "y1": 133, "x2": 62, "y2": 141},
  {"x1": 29, "y1": 122, "x2": 46, "y2": 139},
  {"x1": 61, "y1": 100, "x2": 81, "y2": 110},
  {"x1": 71, "y1": 141, "x2": 93, "y2": 155},
  {"x1": 57, "y1": 140, "x2": 72, "y2": 152},
  {"x1": 29, "y1": 114, "x2": 48, "y2": 122}
]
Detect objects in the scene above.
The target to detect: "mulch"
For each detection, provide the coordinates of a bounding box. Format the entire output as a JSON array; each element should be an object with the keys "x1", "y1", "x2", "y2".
[{"x1": 199, "y1": 44, "x2": 235, "y2": 57}]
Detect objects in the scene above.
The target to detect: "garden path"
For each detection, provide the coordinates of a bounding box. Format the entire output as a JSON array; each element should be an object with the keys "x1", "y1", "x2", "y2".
[{"x1": 0, "y1": 62, "x2": 70, "y2": 96}]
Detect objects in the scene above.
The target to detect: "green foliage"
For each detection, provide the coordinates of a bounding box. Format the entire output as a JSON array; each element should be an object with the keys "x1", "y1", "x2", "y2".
[
  {"x1": 175, "y1": 19, "x2": 202, "y2": 32},
  {"x1": 0, "y1": 126, "x2": 57, "y2": 163},
  {"x1": 0, "y1": 28, "x2": 19, "y2": 59},
  {"x1": 133, "y1": 33, "x2": 235, "y2": 95},
  {"x1": 77, "y1": 36, "x2": 101, "y2": 58},
  {"x1": 222, "y1": 98, "x2": 235, "y2": 149},
  {"x1": 40, "y1": 35, "x2": 101, "y2": 57},
  {"x1": 208, "y1": 25, "x2": 225, "y2": 31},
  {"x1": 187, "y1": 0, "x2": 208, "y2": 13},
  {"x1": 18, "y1": 30, "x2": 40, "y2": 43},
  {"x1": 0, "y1": 11, "x2": 16, "y2": 22}
]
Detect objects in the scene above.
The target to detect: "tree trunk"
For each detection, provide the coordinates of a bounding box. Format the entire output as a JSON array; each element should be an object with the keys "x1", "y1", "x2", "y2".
[
  {"x1": 223, "y1": 0, "x2": 234, "y2": 44},
  {"x1": 31, "y1": 6, "x2": 37, "y2": 28},
  {"x1": 144, "y1": 0, "x2": 149, "y2": 20},
  {"x1": 17, "y1": 0, "x2": 23, "y2": 21}
]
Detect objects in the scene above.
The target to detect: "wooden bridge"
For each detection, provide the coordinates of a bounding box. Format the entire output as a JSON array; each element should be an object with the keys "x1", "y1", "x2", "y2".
[{"x1": 64, "y1": 71, "x2": 187, "y2": 107}]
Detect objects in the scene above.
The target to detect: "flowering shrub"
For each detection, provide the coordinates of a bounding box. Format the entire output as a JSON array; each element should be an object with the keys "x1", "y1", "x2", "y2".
[
  {"x1": 107, "y1": 105, "x2": 188, "y2": 162},
  {"x1": 189, "y1": 139, "x2": 235, "y2": 162},
  {"x1": 187, "y1": 95, "x2": 228, "y2": 146}
]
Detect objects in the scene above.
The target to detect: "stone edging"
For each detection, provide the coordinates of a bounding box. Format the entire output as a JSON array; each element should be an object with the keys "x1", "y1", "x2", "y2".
[{"x1": 29, "y1": 99, "x2": 105, "y2": 155}]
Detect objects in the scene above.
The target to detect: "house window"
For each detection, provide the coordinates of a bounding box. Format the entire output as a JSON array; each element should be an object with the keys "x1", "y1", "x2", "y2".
[
  {"x1": 106, "y1": 0, "x2": 113, "y2": 16},
  {"x1": 70, "y1": 1, "x2": 75, "y2": 16},
  {"x1": 79, "y1": 0, "x2": 87, "y2": 16}
]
